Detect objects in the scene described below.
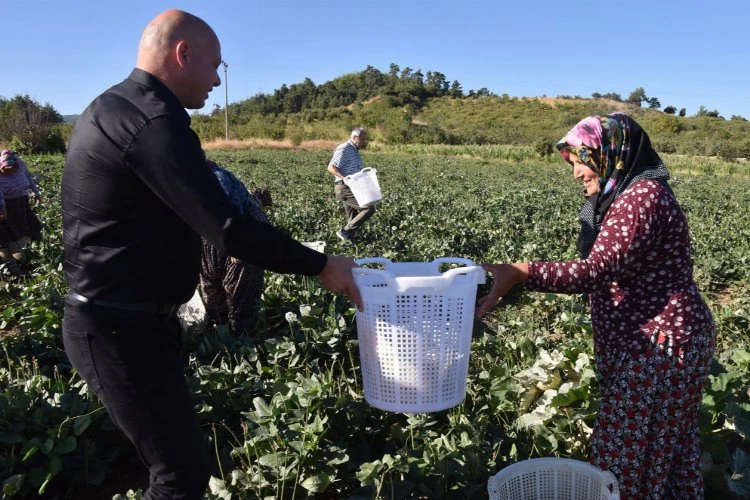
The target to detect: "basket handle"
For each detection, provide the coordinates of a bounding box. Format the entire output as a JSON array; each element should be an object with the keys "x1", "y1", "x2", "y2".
[
  {"x1": 441, "y1": 265, "x2": 486, "y2": 285},
  {"x1": 351, "y1": 266, "x2": 398, "y2": 288},
  {"x1": 352, "y1": 258, "x2": 396, "y2": 287},
  {"x1": 344, "y1": 167, "x2": 377, "y2": 182},
  {"x1": 354, "y1": 257, "x2": 393, "y2": 268},
  {"x1": 432, "y1": 257, "x2": 476, "y2": 269}
]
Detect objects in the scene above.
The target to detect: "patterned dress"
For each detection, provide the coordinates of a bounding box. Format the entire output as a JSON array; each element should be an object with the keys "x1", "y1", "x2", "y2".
[
  {"x1": 527, "y1": 179, "x2": 715, "y2": 499},
  {"x1": 200, "y1": 163, "x2": 269, "y2": 335}
]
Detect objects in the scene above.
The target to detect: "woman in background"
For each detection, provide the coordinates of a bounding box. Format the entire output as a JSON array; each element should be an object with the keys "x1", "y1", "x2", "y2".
[
  {"x1": 476, "y1": 113, "x2": 715, "y2": 498},
  {"x1": 0, "y1": 149, "x2": 42, "y2": 273},
  {"x1": 200, "y1": 157, "x2": 272, "y2": 335}
]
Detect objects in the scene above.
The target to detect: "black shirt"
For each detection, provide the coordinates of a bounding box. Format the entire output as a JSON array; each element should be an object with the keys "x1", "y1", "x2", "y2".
[{"x1": 62, "y1": 69, "x2": 326, "y2": 304}]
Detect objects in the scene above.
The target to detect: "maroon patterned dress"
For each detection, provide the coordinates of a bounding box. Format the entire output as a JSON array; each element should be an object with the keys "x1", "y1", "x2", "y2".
[{"x1": 527, "y1": 179, "x2": 715, "y2": 499}]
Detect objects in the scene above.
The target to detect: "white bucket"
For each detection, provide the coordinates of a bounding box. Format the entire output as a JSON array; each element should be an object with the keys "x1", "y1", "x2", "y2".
[
  {"x1": 352, "y1": 257, "x2": 485, "y2": 413},
  {"x1": 345, "y1": 167, "x2": 382, "y2": 207},
  {"x1": 488, "y1": 458, "x2": 620, "y2": 500}
]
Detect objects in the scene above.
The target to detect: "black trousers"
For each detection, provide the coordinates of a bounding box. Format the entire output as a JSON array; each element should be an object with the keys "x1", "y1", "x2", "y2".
[{"x1": 62, "y1": 299, "x2": 211, "y2": 500}]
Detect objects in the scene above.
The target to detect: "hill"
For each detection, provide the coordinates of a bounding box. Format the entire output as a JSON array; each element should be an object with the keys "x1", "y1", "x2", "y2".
[{"x1": 185, "y1": 64, "x2": 750, "y2": 159}]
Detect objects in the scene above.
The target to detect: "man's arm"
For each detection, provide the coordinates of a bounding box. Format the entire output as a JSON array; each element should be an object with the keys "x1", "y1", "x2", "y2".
[{"x1": 327, "y1": 162, "x2": 346, "y2": 182}]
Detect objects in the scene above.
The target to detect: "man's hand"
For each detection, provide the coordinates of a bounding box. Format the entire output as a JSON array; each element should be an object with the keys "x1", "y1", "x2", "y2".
[{"x1": 318, "y1": 255, "x2": 363, "y2": 311}]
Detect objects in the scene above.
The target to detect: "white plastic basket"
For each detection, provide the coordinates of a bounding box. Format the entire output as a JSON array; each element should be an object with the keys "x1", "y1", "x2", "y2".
[
  {"x1": 352, "y1": 257, "x2": 485, "y2": 413},
  {"x1": 176, "y1": 288, "x2": 208, "y2": 335},
  {"x1": 301, "y1": 241, "x2": 327, "y2": 253},
  {"x1": 345, "y1": 167, "x2": 382, "y2": 207},
  {"x1": 488, "y1": 458, "x2": 620, "y2": 500}
]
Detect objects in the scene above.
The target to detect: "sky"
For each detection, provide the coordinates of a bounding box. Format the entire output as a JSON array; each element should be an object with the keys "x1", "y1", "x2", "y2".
[{"x1": 2, "y1": 0, "x2": 749, "y2": 119}]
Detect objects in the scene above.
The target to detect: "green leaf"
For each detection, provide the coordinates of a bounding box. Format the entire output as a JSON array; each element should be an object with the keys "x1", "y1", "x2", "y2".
[
  {"x1": 300, "y1": 472, "x2": 331, "y2": 493},
  {"x1": 48, "y1": 454, "x2": 62, "y2": 476},
  {"x1": 41, "y1": 438, "x2": 54, "y2": 454},
  {"x1": 2, "y1": 474, "x2": 24, "y2": 495},
  {"x1": 72, "y1": 414, "x2": 91, "y2": 436},
  {"x1": 252, "y1": 397, "x2": 274, "y2": 418},
  {"x1": 22, "y1": 445, "x2": 39, "y2": 462},
  {"x1": 356, "y1": 461, "x2": 384, "y2": 484},
  {"x1": 53, "y1": 435, "x2": 77, "y2": 455},
  {"x1": 258, "y1": 452, "x2": 286, "y2": 467}
]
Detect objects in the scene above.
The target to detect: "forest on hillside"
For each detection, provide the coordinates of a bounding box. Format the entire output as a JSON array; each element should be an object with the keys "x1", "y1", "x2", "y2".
[{"x1": 2, "y1": 64, "x2": 750, "y2": 159}]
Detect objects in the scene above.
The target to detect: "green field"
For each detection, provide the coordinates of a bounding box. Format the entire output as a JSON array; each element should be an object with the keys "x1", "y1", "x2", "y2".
[{"x1": 1, "y1": 149, "x2": 748, "y2": 499}]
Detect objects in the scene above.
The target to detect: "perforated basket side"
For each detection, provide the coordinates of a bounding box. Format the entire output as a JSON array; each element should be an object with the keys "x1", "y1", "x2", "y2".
[
  {"x1": 487, "y1": 458, "x2": 619, "y2": 500},
  {"x1": 357, "y1": 286, "x2": 475, "y2": 412},
  {"x1": 346, "y1": 168, "x2": 382, "y2": 207}
]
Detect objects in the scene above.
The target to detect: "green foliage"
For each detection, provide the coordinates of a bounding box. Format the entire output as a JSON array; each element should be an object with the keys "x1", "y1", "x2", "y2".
[
  {"x1": 0, "y1": 151, "x2": 748, "y2": 498},
  {"x1": 627, "y1": 87, "x2": 647, "y2": 107},
  {"x1": 179, "y1": 66, "x2": 750, "y2": 159},
  {"x1": 0, "y1": 95, "x2": 65, "y2": 154}
]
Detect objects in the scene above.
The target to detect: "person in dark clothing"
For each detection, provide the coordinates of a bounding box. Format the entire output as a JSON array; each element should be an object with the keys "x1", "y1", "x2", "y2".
[
  {"x1": 60, "y1": 10, "x2": 361, "y2": 500},
  {"x1": 200, "y1": 158, "x2": 272, "y2": 335}
]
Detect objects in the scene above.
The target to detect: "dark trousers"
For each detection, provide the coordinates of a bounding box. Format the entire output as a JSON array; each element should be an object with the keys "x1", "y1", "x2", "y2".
[
  {"x1": 62, "y1": 299, "x2": 211, "y2": 500},
  {"x1": 334, "y1": 183, "x2": 376, "y2": 233}
]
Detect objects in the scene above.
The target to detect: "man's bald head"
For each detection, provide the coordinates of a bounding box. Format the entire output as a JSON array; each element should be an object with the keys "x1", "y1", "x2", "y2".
[{"x1": 136, "y1": 9, "x2": 222, "y2": 109}]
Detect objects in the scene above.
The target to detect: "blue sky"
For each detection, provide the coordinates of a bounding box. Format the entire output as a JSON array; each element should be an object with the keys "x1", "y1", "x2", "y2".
[{"x1": 3, "y1": 0, "x2": 748, "y2": 119}]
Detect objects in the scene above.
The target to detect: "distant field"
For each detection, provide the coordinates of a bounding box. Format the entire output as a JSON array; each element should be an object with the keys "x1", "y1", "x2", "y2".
[{"x1": 1, "y1": 150, "x2": 747, "y2": 498}]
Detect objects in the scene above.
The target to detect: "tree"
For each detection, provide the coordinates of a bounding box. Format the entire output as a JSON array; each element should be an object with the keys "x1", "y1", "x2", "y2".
[
  {"x1": 679, "y1": 108, "x2": 686, "y2": 117},
  {"x1": 696, "y1": 105, "x2": 721, "y2": 118},
  {"x1": 448, "y1": 80, "x2": 463, "y2": 98},
  {"x1": 0, "y1": 94, "x2": 65, "y2": 153},
  {"x1": 627, "y1": 87, "x2": 647, "y2": 107},
  {"x1": 646, "y1": 97, "x2": 661, "y2": 109},
  {"x1": 663, "y1": 106, "x2": 676, "y2": 115},
  {"x1": 601, "y1": 92, "x2": 622, "y2": 102}
]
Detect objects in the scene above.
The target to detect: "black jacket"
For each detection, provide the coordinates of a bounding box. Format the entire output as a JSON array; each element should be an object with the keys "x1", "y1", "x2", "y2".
[{"x1": 62, "y1": 69, "x2": 325, "y2": 303}]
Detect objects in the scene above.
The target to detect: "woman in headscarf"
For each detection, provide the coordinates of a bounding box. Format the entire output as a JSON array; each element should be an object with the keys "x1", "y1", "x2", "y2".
[
  {"x1": 0, "y1": 149, "x2": 42, "y2": 274},
  {"x1": 199, "y1": 157, "x2": 273, "y2": 336},
  {"x1": 476, "y1": 112, "x2": 715, "y2": 498}
]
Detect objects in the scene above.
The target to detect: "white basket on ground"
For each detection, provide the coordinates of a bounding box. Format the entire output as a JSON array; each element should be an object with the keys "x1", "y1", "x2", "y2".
[
  {"x1": 301, "y1": 241, "x2": 327, "y2": 253},
  {"x1": 352, "y1": 257, "x2": 485, "y2": 413},
  {"x1": 488, "y1": 458, "x2": 620, "y2": 500},
  {"x1": 345, "y1": 167, "x2": 382, "y2": 207}
]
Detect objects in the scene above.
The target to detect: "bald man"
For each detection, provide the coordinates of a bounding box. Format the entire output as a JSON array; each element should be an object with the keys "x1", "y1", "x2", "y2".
[{"x1": 61, "y1": 10, "x2": 361, "y2": 499}]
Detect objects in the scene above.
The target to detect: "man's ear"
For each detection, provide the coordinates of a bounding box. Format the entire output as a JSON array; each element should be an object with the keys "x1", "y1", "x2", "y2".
[{"x1": 175, "y1": 40, "x2": 189, "y2": 68}]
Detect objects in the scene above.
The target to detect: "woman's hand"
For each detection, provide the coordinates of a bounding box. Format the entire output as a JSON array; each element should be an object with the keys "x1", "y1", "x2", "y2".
[
  {"x1": 0, "y1": 208, "x2": 5, "y2": 220},
  {"x1": 475, "y1": 262, "x2": 529, "y2": 318}
]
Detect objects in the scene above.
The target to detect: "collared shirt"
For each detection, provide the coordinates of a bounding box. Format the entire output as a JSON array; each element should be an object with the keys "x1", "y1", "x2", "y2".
[
  {"x1": 330, "y1": 140, "x2": 364, "y2": 182},
  {"x1": 62, "y1": 68, "x2": 325, "y2": 304}
]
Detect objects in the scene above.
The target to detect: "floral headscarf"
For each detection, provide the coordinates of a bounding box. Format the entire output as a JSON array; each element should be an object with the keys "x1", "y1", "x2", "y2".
[{"x1": 556, "y1": 113, "x2": 670, "y2": 257}]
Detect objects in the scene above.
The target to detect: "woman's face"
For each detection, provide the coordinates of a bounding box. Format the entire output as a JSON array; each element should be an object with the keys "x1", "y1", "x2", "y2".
[{"x1": 571, "y1": 158, "x2": 600, "y2": 197}]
